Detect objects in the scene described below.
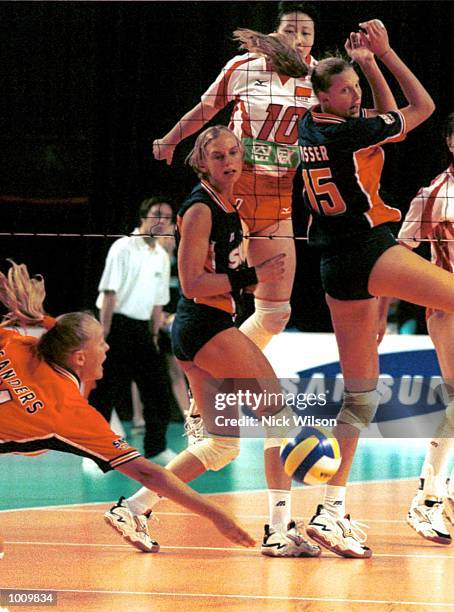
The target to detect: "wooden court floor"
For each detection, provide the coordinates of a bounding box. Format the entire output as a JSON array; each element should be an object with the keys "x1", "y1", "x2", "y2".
[{"x1": 1, "y1": 479, "x2": 453, "y2": 611}]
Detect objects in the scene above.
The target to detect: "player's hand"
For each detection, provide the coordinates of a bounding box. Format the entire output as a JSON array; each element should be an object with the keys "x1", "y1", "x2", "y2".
[
  {"x1": 255, "y1": 253, "x2": 286, "y2": 283},
  {"x1": 153, "y1": 138, "x2": 176, "y2": 165},
  {"x1": 358, "y1": 19, "x2": 391, "y2": 58},
  {"x1": 210, "y1": 507, "x2": 256, "y2": 547},
  {"x1": 344, "y1": 31, "x2": 373, "y2": 63}
]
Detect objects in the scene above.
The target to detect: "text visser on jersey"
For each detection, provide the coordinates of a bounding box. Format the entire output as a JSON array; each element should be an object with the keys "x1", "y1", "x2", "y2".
[
  {"x1": 176, "y1": 180, "x2": 246, "y2": 314},
  {"x1": 298, "y1": 107, "x2": 406, "y2": 248}
]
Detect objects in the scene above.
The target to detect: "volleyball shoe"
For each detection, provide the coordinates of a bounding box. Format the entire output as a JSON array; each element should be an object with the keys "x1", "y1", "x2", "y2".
[
  {"x1": 407, "y1": 495, "x2": 452, "y2": 545},
  {"x1": 306, "y1": 504, "x2": 372, "y2": 558},
  {"x1": 261, "y1": 520, "x2": 321, "y2": 557},
  {"x1": 104, "y1": 497, "x2": 160, "y2": 552}
]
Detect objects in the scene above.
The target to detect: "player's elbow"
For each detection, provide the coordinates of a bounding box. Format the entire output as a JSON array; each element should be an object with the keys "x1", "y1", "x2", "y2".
[
  {"x1": 421, "y1": 97, "x2": 436, "y2": 120},
  {"x1": 180, "y1": 277, "x2": 202, "y2": 299}
]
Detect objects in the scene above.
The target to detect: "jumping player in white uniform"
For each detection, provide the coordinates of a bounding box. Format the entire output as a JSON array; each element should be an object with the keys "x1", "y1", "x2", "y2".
[
  {"x1": 154, "y1": 2, "x2": 320, "y2": 541},
  {"x1": 153, "y1": 2, "x2": 318, "y2": 352},
  {"x1": 399, "y1": 112, "x2": 454, "y2": 544}
]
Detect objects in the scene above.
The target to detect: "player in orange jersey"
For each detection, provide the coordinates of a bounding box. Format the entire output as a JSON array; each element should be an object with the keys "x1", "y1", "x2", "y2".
[
  {"x1": 0, "y1": 260, "x2": 255, "y2": 557},
  {"x1": 154, "y1": 2, "x2": 319, "y2": 352},
  {"x1": 298, "y1": 21, "x2": 453, "y2": 558}
]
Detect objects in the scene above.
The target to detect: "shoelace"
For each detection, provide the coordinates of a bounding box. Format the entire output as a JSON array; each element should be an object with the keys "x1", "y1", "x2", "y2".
[
  {"x1": 425, "y1": 502, "x2": 445, "y2": 523},
  {"x1": 342, "y1": 516, "x2": 370, "y2": 544},
  {"x1": 182, "y1": 415, "x2": 204, "y2": 441}
]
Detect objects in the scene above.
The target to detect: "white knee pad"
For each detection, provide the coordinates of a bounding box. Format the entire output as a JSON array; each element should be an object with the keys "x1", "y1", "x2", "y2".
[
  {"x1": 337, "y1": 390, "x2": 379, "y2": 431},
  {"x1": 240, "y1": 299, "x2": 291, "y2": 350},
  {"x1": 254, "y1": 299, "x2": 291, "y2": 335},
  {"x1": 186, "y1": 436, "x2": 240, "y2": 471}
]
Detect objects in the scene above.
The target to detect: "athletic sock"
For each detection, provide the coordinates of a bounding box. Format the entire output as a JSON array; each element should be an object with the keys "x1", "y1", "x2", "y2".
[
  {"x1": 323, "y1": 485, "x2": 346, "y2": 517},
  {"x1": 268, "y1": 489, "x2": 291, "y2": 530},
  {"x1": 126, "y1": 487, "x2": 163, "y2": 516}
]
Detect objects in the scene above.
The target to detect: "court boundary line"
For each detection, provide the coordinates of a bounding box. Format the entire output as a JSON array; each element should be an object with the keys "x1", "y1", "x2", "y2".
[
  {"x1": 1, "y1": 586, "x2": 453, "y2": 607},
  {"x1": 0, "y1": 476, "x2": 419, "y2": 514},
  {"x1": 4, "y1": 540, "x2": 454, "y2": 560}
]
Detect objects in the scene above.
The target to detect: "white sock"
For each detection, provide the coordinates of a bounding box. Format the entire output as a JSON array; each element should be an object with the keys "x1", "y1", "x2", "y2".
[
  {"x1": 324, "y1": 485, "x2": 346, "y2": 517},
  {"x1": 268, "y1": 489, "x2": 291, "y2": 530},
  {"x1": 419, "y1": 415, "x2": 454, "y2": 500},
  {"x1": 126, "y1": 487, "x2": 163, "y2": 515},
  {"x1": 448, "y1": 466, "x2": 454, "y2": 497}
]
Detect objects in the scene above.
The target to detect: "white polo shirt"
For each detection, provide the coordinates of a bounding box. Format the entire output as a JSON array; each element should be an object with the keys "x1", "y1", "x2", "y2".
[{"x1": 96, "y1": 229, "x2": 171, "y2": 321}]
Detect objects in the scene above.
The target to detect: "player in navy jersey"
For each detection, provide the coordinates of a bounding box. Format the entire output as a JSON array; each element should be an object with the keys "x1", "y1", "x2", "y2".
[
  {"x1": 126, "y1": 125, "x2": 321, "y2": 557},
  {"x1": 297, "y1": 20, "x2": 454, "y2": 558}
]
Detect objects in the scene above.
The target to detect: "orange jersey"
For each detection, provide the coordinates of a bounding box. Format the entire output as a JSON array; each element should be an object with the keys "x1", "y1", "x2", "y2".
[{"x1": 0, "y1": 328, "x2": 140, "y2": 471}]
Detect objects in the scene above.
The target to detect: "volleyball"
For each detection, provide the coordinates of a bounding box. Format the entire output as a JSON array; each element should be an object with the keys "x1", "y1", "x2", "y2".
[{"x1": 280, "y1": 426, "x2": 341, "y2": 485}]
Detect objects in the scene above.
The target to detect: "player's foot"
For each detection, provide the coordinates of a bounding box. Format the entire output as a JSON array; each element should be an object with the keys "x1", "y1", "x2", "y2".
[
  {"x1": 306, "y1": 504, "x2": 372, "y2": 558},
  {"x1": 183, "y1": 414, "x2": 204, "y2": 446},
  {"x1": 104, "y1": 497, "x2": 160, "y2": 552},
  {"x1": 443, "y1": 496, "x2": 454, "y2": 525},
  {"x1": 407, "y1": 496, "x2": 452, "y2": 545},
  {"x1": 261, "y1": 521, "x2": 322, "y2": 557}
]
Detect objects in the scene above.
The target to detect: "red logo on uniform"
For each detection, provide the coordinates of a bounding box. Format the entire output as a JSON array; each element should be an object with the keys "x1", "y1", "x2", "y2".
[{"x1": 295, "y1": 86, "x2": 312, "y2": 98}]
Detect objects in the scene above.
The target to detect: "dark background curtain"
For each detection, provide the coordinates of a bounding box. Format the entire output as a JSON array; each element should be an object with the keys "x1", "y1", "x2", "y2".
[{"x1": 0, "y1": 1, "x2": 452, "y2": 329}]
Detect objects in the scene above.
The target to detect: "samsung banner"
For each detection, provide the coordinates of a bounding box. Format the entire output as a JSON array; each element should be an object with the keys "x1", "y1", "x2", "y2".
[{"x1": 261, "y1": 332, "x2": 446, "y2": 439}]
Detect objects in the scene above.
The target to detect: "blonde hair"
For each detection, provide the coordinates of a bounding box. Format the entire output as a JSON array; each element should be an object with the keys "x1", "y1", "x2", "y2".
[
  {"x1": 0, "y1": 259, "x2": 47, "y2": 328},
  {"x1": 233, "y1": 29, "x2": 308, "y2": 78},
  {"x1": 0, "y1": 260, "x2": 97, "y2": 368},
  {"x1": 36, "y1": 312, "x2": 98, "y2": 369},
  {"x1": 185, "y1": 125, "x2": 244, "y2": 179}
]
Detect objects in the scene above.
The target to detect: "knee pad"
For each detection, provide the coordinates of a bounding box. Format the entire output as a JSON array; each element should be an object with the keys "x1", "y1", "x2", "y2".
[
  {"x1": 337, "y1": 390, "x2": 379, "y2": 431},
  {"x1": 254, "y1": 299, "x2": 291, "y2": 336},
  {"x1": 186, "y1": 436, "x2": 240, "y2": 471}
]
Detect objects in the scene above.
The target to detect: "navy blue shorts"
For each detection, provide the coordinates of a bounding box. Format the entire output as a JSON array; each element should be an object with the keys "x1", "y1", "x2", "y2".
[
  {"x1": 171, "y1": 298, "x2": 235, "y2": 361},
  {"x1": 320, "y1": 225, "x2": 398, "y2": 300}
]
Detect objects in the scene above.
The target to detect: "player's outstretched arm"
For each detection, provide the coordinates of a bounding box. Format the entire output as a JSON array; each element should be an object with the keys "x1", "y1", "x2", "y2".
[
  {"x1": 359, "y1": 20, "x2": 435, "y2": 131},
  {"x1": 153, "y1": 102, "x2": 219, "y2": 165},
  {"x1": 116, "y1": 457, "x2": 256, "y2": 547}
]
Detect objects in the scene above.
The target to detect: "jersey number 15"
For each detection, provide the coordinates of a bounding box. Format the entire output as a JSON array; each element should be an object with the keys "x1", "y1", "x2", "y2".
[{"x1": 302, "y1": 168, "x2": 347, "y2": 216}]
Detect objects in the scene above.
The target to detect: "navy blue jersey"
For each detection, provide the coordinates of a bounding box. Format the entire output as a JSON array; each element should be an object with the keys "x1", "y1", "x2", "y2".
[
  {"x1": 176, "y1": 180, "x2": 246, "y2": 314},
  {"x1": 298, "y1": 106, "x2": 406, "y2": 248}
]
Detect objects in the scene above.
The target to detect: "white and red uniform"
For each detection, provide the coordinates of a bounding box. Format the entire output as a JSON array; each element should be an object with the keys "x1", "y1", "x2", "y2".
[
  {"x1": 202, "y1": 52, "x2": 318, "y2": 232},
  {"x1": 399, "y1": 164, "x2": 454, "y2": 317}
]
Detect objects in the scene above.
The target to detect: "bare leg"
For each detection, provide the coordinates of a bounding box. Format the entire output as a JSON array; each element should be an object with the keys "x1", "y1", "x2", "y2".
[{"x1": 325, "y1": 295, "x2": 381, "y2": 486}]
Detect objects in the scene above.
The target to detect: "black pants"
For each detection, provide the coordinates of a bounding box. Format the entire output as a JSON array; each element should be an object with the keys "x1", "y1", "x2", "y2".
[{"x1": 90, "y1": 313, "x2": 172, "y2": 457}]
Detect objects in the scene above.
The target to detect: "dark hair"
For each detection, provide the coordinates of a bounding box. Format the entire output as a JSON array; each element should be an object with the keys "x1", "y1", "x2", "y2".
[
  {"x1": 311, "y1": 57, "x2": 352, "y2": 95},
  {"x1": 139, "y1": 196, "x2": 173, "y2": 221},
  {"x1": 277, "y1": 2, "x2": 319, "y2": 26},
  {"x1": 445, "y1": 112, "x2": 454, "y2": 138}
]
